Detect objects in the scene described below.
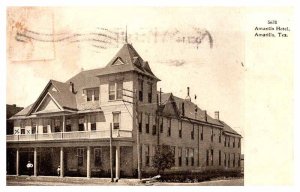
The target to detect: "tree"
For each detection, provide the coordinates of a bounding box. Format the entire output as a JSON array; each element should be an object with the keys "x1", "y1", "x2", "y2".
[{"x1": 152, "y1": 145, "x2": 175, "y2": 174}]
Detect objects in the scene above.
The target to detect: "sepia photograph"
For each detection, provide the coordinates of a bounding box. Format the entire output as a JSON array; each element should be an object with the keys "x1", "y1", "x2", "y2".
[{"x1": 3, "y1": 3, "x2": 295, "y2": 189}]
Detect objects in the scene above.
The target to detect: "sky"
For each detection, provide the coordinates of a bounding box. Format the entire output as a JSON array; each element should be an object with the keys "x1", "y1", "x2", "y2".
[{"x1": 6, "y1": 7, "x2": 245, "y2": 138}]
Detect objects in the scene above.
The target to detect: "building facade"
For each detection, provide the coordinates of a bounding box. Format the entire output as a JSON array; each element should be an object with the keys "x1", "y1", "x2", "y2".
[{"x1": 7, "y1": 43, "x2": 242, "y2": 179}]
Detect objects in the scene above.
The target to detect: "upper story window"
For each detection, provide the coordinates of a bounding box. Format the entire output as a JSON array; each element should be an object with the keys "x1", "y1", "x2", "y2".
[
  {"x1": 66, "y1": 119, "x2": 72, "y2": 132},
  {"x1": 31, "y1": 119, "x2": 37, "y2": 134},
  {"x1": 167, "y1": 118, "x2": 171, "y2": 137},
  {"x1": 20, "y1": 120, "x2": 25, "y2": 134},
  {"x1": 201, "y1": 126, "x2": 203, "y2": 140},
  {"x1": 147, "y1": 82, "x2": 152, "y2": 103},
  {"x1": 191, "y1": 124, "x2": 194, "y2": 140},
  {"x1": 54, "y1": 118, "x2": 61, "y2": 132},
  {"x1": 109, "y1": 82, "x2": 123, "y2": 101},
  {"x1": 86, "y1": 88, "x2": 99, "y2": 102},
  {"x1": 138, "y1": 79, "x2": 143, "y2": 102},
  {"x1": 145, "y1": 114, "x2": 150, "y2": 133},
  {"x1": 238, "y1": 138, "x2": 241, "y2": 148},
  {"x1": 78, "y1": 117, "x2": 85, "y2": 131},
  {"x1": 211, "y1": 128, "x2": 214, "y2": 142},
  {"x1": 113, "y1": 112, "x2": 120, "y2": 129},
  {"x1": 152, "y1": 117, "x2": 157, "y2": 135},
  {"x1": 160, "y1": 117, "x2": 163, "y2": 133},
  {"x1": 233, "y1": 138, "x2": 236, "y2": 148},
  {"x1": 138, "y1": 112, "x2": 143, "y2": 133},
  {"x1": 219, "y1": 129, "x2": 222, "y2": 143},
  {"x1": 91, "y1": 115, "x2": 97, "y2": 131},
  {"x1": 179, "y1": 121, "x2": 182, "y2": 138}
]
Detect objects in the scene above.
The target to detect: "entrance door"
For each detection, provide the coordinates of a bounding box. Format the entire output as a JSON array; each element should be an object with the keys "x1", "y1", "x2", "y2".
[{"x1": 19, "y1": 151, "x2": 33, "y2": 175}]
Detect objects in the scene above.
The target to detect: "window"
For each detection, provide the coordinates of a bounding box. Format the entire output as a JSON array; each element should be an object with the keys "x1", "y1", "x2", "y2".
[
  {"x1": 109, "y1": 82, "x2": 116, "y2": 100},
  {"x1": 211, "y1": 149, "x2": 214, "y2": 166},
  {"x1": 147, "y1": 82, "x2": 152, "y2": 103},
  {"x1": 77, "y1": 148, "x2": 84, "y2": 167},
  {"x1": 138, "y1": 112, "x2": 142, "y2": 133},
  {"x1": 86, "y1": 88, "x2": 99, "y2": 101},
  {"x1": 91, "y1": 115, "x2": 97, "y2": 131},
  {"x1": 171, "y1": 146, "x2": 175, "y2": 166},
  {"x1": 179, "y1": 121, "x2": 182, "y2": 138},
  {"x1": 190, "y1": 148, "x2": 194, "y2": 166},
  {"x1": 219, "y1": 150, "x2": 221, "y2": 166},
  {"x1": 152, "y1": 117, "x2": 156, "y2": 135},
  {"x1": 66, "y1": 119, "x2": 72, "y2": 132},
  {"x1": 191, "y1": 124, "x2": 194, "y2": 140},
  {"x1": 211, "y1": 128, "x2": 214, "y2": 142},
  {"x1": 146, "y1": 114, "x2": 150, "y2": 133},
  {"x1": 228, "y1": 153, "x2": 230, "y2": 168},
  {"x1": 54, "y1": 118, "x2": 61, "y2": 132},
  {"x1": 113, "y1": 112, "x2": 120, "y2": 129},
  {"x1": 178, "y1": 147, "x2": 182, "y2": 167},
  {"x1": 31, "y1": 119, "x2": 37, "y2": 134},
  {"x1": 42, "y1": 119, "x2": 49, "y2": 133},
  {"x1": 238, "y1": 138, "x2": 241, "y2": 148},
  {"x1": 78, "y1": 117, "x2": 85, "y2": 131},
  {"x1": 224, "y1": 153, "x2": 227, "y2": 167},
  {"x1": 219, "y1": 130, "x2": 222, "y2": 143},
  {"x1": 206, "y1": 150, "x2": 209, "y2": 166},
  {"x1": 185, "y1": 148, "x2": 189, "y2": 166},
  {"x1": 233, "y1": 153, "x2": 236, "y2": 167},
  {"x1": 167, "y1": 118, "x2": 171, "y2": 137},
  {"x1": 238, "y1": 154, "x2": 241, "y2": 167},
  {"x1": 138, "y1": 79, "x2": 143, "y2": 102},
  {"x1": 20, "y1": 120, "x2": 25, "y2": 134},
  {"x1": 224, "y1": 136, "x2": 227, "y2": 147},
  {"x1": 145, "y1": 145, "x2": 150, "y2": 166},
  {"x1": 201, "y1": 126, "x2": 203, "y2": 140},
  {"x1": 87, "y1": 89, "x2": 93, "y2": 101},
  {"x1": 94, "y1": 89, "x2": 99, "y2": 101},
  {"x1": 116, "y1": 82, "x2": 123, "y2": 100},
  {"x1": 233, "y1": 138, "x2": 236, "y2": 148},
  {"x1": 94, "y1": 148, "x2": 102, "y2": 167},
  {"x1": 160, "y1": 118, "x2": 163, "y2": 133},
  {"x1": 228, "y1": 137, "x2": 230, "y2": 147}
]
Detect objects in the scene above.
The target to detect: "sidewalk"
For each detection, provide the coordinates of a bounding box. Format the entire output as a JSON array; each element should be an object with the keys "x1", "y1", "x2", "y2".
[
  {"x1": 7, "y1": 175, "x2": 140, "y2": 186},
  {"x1": 6, "y1": 175, "x2": 244, "y2": 186}
]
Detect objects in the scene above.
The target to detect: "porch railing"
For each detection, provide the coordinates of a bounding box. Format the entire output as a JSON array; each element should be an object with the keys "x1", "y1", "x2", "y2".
[{"x1": 6, "y1": 130, "x2": 132, "y2": 142}]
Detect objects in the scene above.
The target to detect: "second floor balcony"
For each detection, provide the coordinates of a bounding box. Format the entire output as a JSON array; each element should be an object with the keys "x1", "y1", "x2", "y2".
[{"x1": 6, "y1": 129, "x2": 133, "y2": 142}]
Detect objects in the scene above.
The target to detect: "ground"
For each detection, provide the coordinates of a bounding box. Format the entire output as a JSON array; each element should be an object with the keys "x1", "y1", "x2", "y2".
[{"x1": 6, "y1": 176, "x2": 244, "y2": 186}]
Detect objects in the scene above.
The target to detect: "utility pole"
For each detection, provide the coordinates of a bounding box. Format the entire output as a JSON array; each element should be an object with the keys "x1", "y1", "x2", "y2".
[
  {"x1": 110, "y1": 123, "x2": 114, "y2": 182},
  {"x1": 122, "y1": 88, "x2": 141, "y2": 180}
]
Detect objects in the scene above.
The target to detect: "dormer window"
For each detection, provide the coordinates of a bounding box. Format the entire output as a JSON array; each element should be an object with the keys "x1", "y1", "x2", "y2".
[{"x1": 85, "y1": 88, "x2": 99, "y2": 102}]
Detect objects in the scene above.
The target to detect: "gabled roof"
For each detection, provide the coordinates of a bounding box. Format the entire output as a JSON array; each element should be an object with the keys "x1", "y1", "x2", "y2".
[
  {"x1": 160, "y1": 92, "x2": 223, "y2": 127},
  {"x1": 96, "y1": 43, "x2": 160, "y2": 80},
  {"x1": 219, "y1": 120, "x2": 242, "y2": 137},
  {"x1": 19, "y1": 80, "x2": 77, "y2": 116}
]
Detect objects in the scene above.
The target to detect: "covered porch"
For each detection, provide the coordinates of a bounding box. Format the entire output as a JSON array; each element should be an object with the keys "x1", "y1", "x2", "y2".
[{"x1": 7, "y1": 140, "x2": 134, "y2": 179}]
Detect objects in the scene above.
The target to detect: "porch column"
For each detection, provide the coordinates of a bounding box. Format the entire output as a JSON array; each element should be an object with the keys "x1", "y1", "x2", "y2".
[
  {"x1": 115, "y1": 145, "x2": 120, "y2": 179},
  {"x1": 16, "y1": 148, "x2": 19, "y2": 176},
  {"x1": 60, "y1": 147, "x2": 64, "y2": 177},
  {"x1": 34, "y1": 147, "x2": 37, "y2": 176},
  {"x1": 87, "y1": 146, "x2": 91, "y2": 178},
  {"x1": 62, "y1": 115, "x2": 66, "y2": 132}
]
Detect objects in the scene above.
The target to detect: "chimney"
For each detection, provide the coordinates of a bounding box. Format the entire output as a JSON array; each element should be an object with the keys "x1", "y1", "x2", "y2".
[
  {"x1": 182, "y1": 102, "x2": 185, "y2": 116},
  {"x1": 69, "y1": 82, "x2": 75, "y2": 93},
  {"x1": 215, "y1": 111, "x2": 220, "y2": 120},
  {"x1": 185, "y1": 87, "x2": 191, "y2": 101},
  {"x1": 204, "y1": 110, "x2": 207, "y2": 122}
]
